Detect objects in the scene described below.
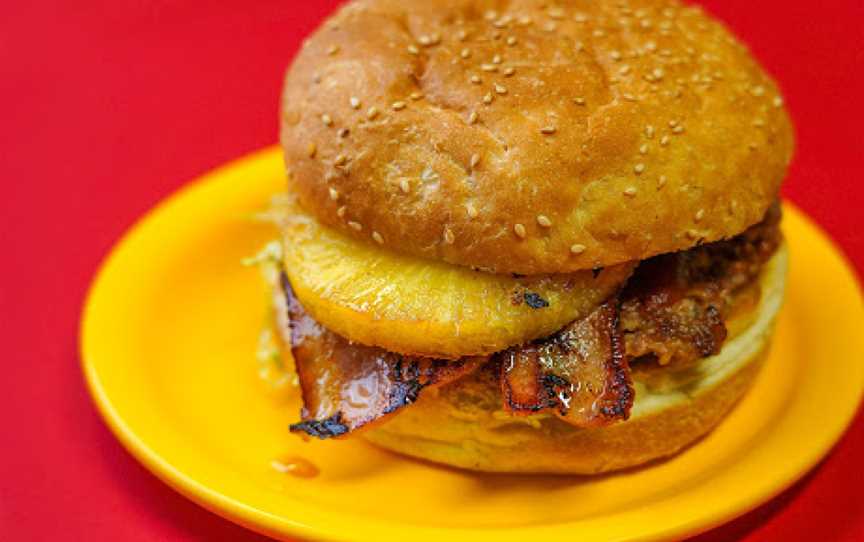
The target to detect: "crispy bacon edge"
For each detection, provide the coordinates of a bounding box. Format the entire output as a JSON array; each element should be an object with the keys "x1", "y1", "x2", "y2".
[
  {"x1": 279, "y1": 274, "x2": 481, "y2": 439},
  {"x1": 499, "y1": 300, "x2": 634, "y2": 427}
]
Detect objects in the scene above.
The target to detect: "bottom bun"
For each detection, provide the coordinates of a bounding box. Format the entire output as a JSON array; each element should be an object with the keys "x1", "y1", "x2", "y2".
[{"x1": 362, "y1": 244, "x2": 788, "y2": 474}]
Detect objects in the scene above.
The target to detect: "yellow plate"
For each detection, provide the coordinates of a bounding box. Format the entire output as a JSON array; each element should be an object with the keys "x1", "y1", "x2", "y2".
[{"x1": 81, "y1": 147, "x2": 864, "y2": 542}]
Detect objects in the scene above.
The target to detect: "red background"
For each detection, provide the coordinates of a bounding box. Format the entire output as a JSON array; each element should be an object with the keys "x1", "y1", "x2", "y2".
[{"x1": 2, "y1": 1, "x2": 863, "y2": 540}]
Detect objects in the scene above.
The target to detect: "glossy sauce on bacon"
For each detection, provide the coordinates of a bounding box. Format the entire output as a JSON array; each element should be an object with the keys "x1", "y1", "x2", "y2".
[
  {"x1": 500, "y1": 300, "x2": 633, "y2": 427},
  {"x1": 281, "y1": 275, "x2": 481, "y2": 438}
]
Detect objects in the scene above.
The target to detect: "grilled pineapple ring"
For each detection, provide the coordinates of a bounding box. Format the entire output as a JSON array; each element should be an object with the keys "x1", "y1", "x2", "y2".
[{"x1": 276, "y1": 194, "x2": 634, "y2": 359}]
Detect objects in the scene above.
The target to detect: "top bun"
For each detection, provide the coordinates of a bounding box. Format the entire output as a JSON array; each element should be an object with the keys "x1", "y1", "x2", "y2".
[{"x1": 280, "y1": 0, "x2": 793, "y2": 274}]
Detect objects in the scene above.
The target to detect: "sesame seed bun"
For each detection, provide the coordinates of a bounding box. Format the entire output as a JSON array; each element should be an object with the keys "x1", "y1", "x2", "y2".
[
  {"x1": 360, "y1": 243, "x2": 787, "y2": 473},
  {"x1": 280, "y1": 0, "x2": 794, "y2": 274}
]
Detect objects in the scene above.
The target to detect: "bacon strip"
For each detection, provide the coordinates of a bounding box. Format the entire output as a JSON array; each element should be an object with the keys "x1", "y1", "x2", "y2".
[
  {"x1": 500, "y1": 300, "x2": 634, "y2": 427},
  {"x1": 619, "y1": 255, "x2": 728, "y2": 366},
  {"x1": 619, "y1": 203, "x2": 781, "y2": 367},
  {"x1": 279, "y1": 275, "x2": 481, "y2": 439}
]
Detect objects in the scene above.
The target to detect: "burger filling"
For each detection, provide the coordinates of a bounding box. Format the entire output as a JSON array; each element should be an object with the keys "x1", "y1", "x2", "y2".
[{"x1": 274, "y1": 204, "x2": 782, "y2": 439}]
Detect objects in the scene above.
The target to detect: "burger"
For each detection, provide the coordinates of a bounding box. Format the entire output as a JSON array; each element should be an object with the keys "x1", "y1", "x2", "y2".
[{"x1": 255, "y1": 0, "x2": 793, "y2": 473}]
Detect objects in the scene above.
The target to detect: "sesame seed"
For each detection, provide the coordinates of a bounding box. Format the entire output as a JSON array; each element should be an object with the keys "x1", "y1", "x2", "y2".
[
  {"x1": 457, "y1": 29, "x2": 468, "y2": 41},
  {"x1": 372, "y1": 231, "x2": 384, "y2": 244},
  {"x1": 421, "y1": 167, "x2": 438, "y2": 182},
  {"x1": 306, "y1": 142, "x2": 317, "y2": 158},
  {"x1": 483, "y1": 93, "x2": 493, "y2": 104},
  {"x1": 349, "y1": 96, "x2": 361, "y2": 109},
  {"x1": 619, "y1": 65, "x2": 631, "y2": 75},
  {"x1": 622, "y1": 93, "x2": 638, "y2": 102},
  {"x1": 513, "y1": 223, "x2": 527, "y2": 238},
  {"x1": 653, "y1": 68, "x2": 665, "y2": 80},
  {"x1": 407, "y1": 45, "x2": 420, "y2": 55},
  {"x1": 540, "y1": 125, "x2": 557, "y2": 134},
  {"x1": 466, "y1": 203, "x2": 479, "y2": 219},
  {"x1": 328, "y1": 187, "x2": 339, "y2": 201},
  {"x1": 481, "y1": 63, "x2": 498, "y2": 72},
  {"x1": 574, "y1": 12, "x2": 588, "y2": 23},
  {"x1": 574, "y1": 97, "x2": 586, "y2": 105},
  {"x1": 492, "y1": 54, "x2": 502, "y2": 64},
  {"x1": 570, "y1": 243, "x2": 586, "y2": 255},
  {"x1": 348, "y1": 221, "x2": 362, "y2": 232},
  {"x1": 494, "y1": 83, "x2": 507, "y2": 95},
  {"x1": 470, "y1": 75, "x2": 482, "y2": 84},
  {"x1": 443, "y1": 227, "x2": 455, "y2": 244},
  {"x1": 470, "y1": 153, "x2": 481, "y2": 168},
  {"x1": 518, "y1": 15, "x2": 533, "y2": 25},
  {"x1": 418, "y1": 35, "x2": 431, "y2": 46},
  {"x1": 366, "y1": 106, "x2": 379, "y2": 120},
  {"x1": 575, "y1": 41, "x2": 585, "y2": 52},
  {"x1": 536, "y1": 215, "x2": 552, "y2": 228},
  {"x1": 506, "y1": 36, "x2": 518, "y2": 46},
  {"x1": 610, "y1": 50, "x2": 622, "y2": 61},
  {"x1": 336, "y1": 206, "x2": 347, "y2": 218},
  {"x1": 658, "y1": 175, "x2": 667, "y2": 187},
  {"x1": 548, "y1": 7, "x2": 565, "y2": 19},
  {"x1": 503, "y1": 66, "x2": 516, "y2": 76},
  {"x1": 391, "y1": 101, "x2": 406, "y2": 111},
  {"x1": 645, "y1": 41, "x2": 657, "y2": 52},
  {"x1": 337, "y1": 127, "x2": 349, "y2": 138},
  {"x1": 669, "y1": 119, "x2": 679, "y2": 127},
  {"x1": 695, "y1": 209, "x2": 705, "y2": 222},
  {"x1": 633, "y1": 163, "x2": 645, "y2": 174},
  {"x1": 321, "y1": 114, "x2": 333, "y2": 127},
  {"x1": 460, "y1": 48, "x2": 471, "y2": 59},
  {"x1": 467, "y1": 110, "x2": 478, "y2": 124},
  {"x1": 672, "y1": 125, "x2": 685, "y2": 134},
  {"x1": 660, "y1": 135, "x2": 670, "y2": 146},
  {"x1": 751, "y1": 85, "x2": 766, "y2": 97},
  {"x1": 645, "y1": 124, "x2": 655, "y2": 138},
  {"x1": 773, "y1": 96, "x2": 784, "y2": 108},
  {"x1": 410, "y1": 91, "x2": 424, "y2": 101},
  {"x1": 327, "y1": 44, "x2": 340, "y2": 55},
  {"x1": 334, "y1": 154, "x2": 348, "y2": 166},
  {"x1": 639, "y1": 143, "x2": 649, "y2": 154},
  {"x1": 686, "y1": 229, "x2": 701, "y2": 240},
  {"x1": 593, "y1": 28, "x2": 605, "y2": 37},
  {"x1": 544, "y1": 22, "x2": 557, "y2": 32},
  {"x1": 399, "y1": 178, "x2": 410, "y2": 193}
]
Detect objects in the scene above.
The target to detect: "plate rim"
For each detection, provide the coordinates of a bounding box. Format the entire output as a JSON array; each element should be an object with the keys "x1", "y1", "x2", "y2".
[{"x1": 80, "y1": 146, "x2": 864, "y2": 542}]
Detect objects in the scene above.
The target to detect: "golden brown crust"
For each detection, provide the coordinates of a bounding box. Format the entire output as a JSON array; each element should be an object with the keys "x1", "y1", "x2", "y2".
[{"x1": 280, "y1": 0, "x2": 794, "y2": 274}]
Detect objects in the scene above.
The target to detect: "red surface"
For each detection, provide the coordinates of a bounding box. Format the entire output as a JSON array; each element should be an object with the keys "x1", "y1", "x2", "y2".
[{"x1": 2, "y1": 1, "x2": 863, "y2": 540}]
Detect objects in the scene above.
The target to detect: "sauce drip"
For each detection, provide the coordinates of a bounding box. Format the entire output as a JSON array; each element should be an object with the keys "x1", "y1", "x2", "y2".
[{"x1": 271, "y1": 456, "x2": 320, "y2": 478}]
